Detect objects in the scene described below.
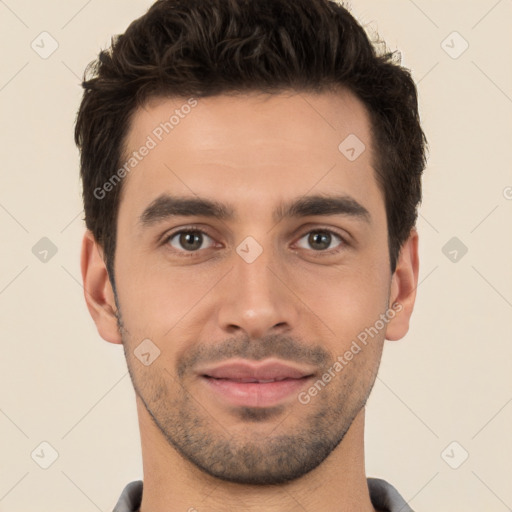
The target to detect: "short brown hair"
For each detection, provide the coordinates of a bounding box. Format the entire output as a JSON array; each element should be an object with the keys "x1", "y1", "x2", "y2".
[{"x1": 75, "y1": 0, "x2": 427, "y2": 285}]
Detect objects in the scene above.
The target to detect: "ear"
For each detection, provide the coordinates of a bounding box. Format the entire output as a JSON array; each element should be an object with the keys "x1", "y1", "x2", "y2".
[
  {"x1": 385, "y1": 228, "x2": 419, "y2": 341},
  {"x1": 80, "y1": 230, "x2": 122, "y2": 344}
]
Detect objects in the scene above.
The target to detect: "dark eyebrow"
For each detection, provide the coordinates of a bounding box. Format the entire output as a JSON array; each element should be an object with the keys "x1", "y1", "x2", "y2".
[
  {"x1": 139, "y1": 195, "x2": 234, "y2": 227},
  {"x1": 274, "y1": 194, "x2": 371, "y2": 224},
  {"x1": 138, "y1": 193, "x2": 371, "y2": 228}
]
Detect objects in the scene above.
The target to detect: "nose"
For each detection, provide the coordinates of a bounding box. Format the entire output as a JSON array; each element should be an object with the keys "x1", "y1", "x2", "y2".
[{"x1": 216, "y1": 242, "x2": 300, "y2": 339}]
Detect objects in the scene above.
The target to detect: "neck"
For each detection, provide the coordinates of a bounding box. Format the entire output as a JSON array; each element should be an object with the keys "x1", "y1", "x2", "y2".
[{"x1": 137, "y1": 397, "x2": 376, "y2": 512}]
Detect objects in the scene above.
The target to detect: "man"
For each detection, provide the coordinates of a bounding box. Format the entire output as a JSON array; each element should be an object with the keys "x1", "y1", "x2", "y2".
[{"x1": 75, "y1": 0, "x2": 426, "y2": 510}]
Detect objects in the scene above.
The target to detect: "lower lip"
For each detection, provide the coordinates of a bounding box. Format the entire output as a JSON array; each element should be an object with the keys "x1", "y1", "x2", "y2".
[{"x1": 201, "y1": 376, "x2": 312, "y2": 408}]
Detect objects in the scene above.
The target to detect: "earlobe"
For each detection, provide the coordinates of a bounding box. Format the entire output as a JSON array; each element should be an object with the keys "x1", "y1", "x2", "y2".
[
  {"x1": 80, "y1": 230, "x2": 122, "y2": 344},
  {"x1": 385, "y1": 228, "x2": 419, "y2": 341}
]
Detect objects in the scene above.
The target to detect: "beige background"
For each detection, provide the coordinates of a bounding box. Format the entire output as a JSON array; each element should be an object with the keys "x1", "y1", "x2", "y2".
[{"x1": 1, "y1": 0, "x2": 511, "y2": 510}]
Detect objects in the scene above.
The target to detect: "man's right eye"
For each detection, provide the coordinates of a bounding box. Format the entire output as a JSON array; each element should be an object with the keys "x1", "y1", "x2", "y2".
[{"x1": 163, "y1": 228, "x2": 217, "y2": 254}]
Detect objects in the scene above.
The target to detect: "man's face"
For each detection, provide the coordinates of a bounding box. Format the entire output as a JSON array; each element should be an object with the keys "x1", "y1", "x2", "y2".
[{"x1": 109, "y1": 90, "x2": 400, "y2": 484}]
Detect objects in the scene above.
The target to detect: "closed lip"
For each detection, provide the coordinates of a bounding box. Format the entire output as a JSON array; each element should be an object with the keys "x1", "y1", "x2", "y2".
[{"x1": 197, "y1": 358, "x2": 316, "y2": 382}]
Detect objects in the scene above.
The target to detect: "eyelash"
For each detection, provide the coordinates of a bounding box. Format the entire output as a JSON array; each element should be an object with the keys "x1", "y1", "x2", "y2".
[{"x1": 161, "y1": 225, "x2": 349, "y2": 258}]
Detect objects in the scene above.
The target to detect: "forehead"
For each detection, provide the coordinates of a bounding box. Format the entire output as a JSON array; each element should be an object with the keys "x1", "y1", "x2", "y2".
[{"x1": 119, "y1": 90, "x2": 382, "y2": 221}]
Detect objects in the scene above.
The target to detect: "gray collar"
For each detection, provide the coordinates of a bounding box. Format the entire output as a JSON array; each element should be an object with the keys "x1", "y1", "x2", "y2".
[{"x1": 113, "y1": 477, "x2": 414, "y2": 512}]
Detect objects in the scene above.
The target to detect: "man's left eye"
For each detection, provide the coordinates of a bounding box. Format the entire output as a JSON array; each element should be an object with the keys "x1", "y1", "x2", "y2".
[{"x1": 295, "y1": 230, "x2": 345, "y2": 252}]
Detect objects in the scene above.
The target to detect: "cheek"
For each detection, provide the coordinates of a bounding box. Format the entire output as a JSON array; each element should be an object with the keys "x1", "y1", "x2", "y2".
[
  {"x1": 115, "y1": 248, "x2": 222, "y2": 339},
  {"x1": 295, "y1": 261, "x2": 390, "y2": 346}
]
